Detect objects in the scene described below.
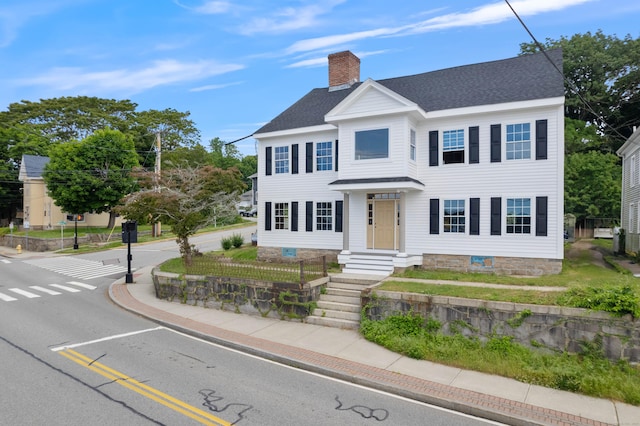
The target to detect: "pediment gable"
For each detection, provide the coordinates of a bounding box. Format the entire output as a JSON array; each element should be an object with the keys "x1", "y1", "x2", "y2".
[{"x1": 325, "y1": 78, "x2": 423, "y2": 122}]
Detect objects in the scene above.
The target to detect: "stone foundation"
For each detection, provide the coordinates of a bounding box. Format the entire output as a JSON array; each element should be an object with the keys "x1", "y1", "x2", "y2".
[
  {"x1": 421, "y1": 253, "x2": 562, "y2": 276},
  {"x1": 258, "y1": 246, "x2": 339, "y2": 263}
]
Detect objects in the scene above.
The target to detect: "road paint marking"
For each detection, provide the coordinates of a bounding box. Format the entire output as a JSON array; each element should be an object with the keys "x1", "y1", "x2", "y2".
[
  {"x1": 59, "y1": 348, "x2": 231, "y2": 426},
  {"x1": 50, "y1": 326, "x2": 165, "y2": 352},
  {"x1": 66, "y1": 281, "x2": 97, "y2": 290},
  {"x1": 49, "y1": 284, "x2": 81, "y2": 293},
  {"x1": 0, "y1": 292, "x2": 18, "y2": 301},
  {"x1": 1, "y1": 259, "x2": 10, "y2": 264},
  {"x1": 29, "y1": 286, "x2": 62, "y2": 295},
  {"x1": 8, "y1": 288, "x2": 40, "y2": 298}
]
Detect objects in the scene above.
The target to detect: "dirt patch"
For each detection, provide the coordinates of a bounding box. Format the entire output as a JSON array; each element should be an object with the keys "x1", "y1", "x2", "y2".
[{"x1": 565, "y1": 239, "x2": 610, "y2": 269}]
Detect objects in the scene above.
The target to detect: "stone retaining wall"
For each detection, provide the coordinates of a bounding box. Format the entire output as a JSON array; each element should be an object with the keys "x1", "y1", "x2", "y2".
[
  {"x1": 421, "y1": 253, "x2": 563, "y2": 276},
  {"x1": 362, "y1": 289, "x2": 640, "y2": 362},
  {"x1": 152, "y1": 269, "x2": 327, "y2": 320},
  {"x1": 0, "y1": 234, "x2": 91, "y2": 251}
]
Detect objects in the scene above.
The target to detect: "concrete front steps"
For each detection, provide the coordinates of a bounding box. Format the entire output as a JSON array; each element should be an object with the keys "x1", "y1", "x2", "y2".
[
  {"x1": 306, "y1": 275, "x2": 381, "y2": 330},
  {"x1": 341, "y1": 254, "x2": 394, "y2": 276}
]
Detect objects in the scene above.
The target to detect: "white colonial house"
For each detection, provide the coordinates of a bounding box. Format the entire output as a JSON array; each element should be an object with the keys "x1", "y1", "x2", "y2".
[
  {"x1": 617, "y1": 126, "x2": 640, "y2": 253},
  {"x1": 253, "y1": 50, "x2": 565, "y2": 276}
]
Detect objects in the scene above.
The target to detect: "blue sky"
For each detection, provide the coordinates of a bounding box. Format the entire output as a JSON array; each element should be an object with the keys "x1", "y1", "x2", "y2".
[{"x1": 1, "y1": 0, "x2": 638, "y2": 157}]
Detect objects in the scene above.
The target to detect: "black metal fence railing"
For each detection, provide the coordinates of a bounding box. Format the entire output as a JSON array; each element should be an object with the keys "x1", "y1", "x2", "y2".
[{"x1": 185, "y1": 255, "x2": 327, "y2": 284}]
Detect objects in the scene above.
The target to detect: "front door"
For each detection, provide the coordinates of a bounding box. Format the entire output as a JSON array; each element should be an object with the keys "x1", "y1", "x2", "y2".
[{"x1": 366, "y1": 194, "x2": 399, "y2": 250}]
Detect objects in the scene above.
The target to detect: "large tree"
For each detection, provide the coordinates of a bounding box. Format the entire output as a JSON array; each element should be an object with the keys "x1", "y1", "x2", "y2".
[
  {"x1": 565, "y1": 151, "x2": 621, "y2": 221},
  {"x1": 43, "y1": 129, "x2": 139, "y2": 228},
  {"x1": 117, "y1": 165, "x2": 246, "y2": 265},
  {"x1": 521, "y1": 30, "x2": 640, "y2": 151}
]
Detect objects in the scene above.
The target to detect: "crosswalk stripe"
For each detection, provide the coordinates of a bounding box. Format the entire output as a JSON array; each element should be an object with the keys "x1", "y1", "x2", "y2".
[
  {"x1": 66, "y1": 281, "x2": 98, "y2": 290},
  {"x1": 24, "y1": 257, "x2": 128, "y2": 280},
  {"x1": 29, "y1": 286, "x2": 62, "y2": 295},
  {"x1": 1, "y1": 259, "x2": 11, "y2": 264},
  {"x1": 49, "y1": 284, "x2": 81, "y2": 293},
  {"x1": 0, "y1": 292, "x2": 18, "y2": 302},
  {"x1": 9, "y1": 288, "x2": 41, "y2": 298}
]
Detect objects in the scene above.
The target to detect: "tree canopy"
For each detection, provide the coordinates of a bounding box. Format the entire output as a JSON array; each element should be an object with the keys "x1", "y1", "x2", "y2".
[
  {"x1": 117, "y1": 165, "x2": 246, "y2": 264},
  {"x1": 521, "y1": 30, "x2": 640, "y2": 152},
  {"x1": 43, "y1": 129, "x2": 139, "y2": 228}
]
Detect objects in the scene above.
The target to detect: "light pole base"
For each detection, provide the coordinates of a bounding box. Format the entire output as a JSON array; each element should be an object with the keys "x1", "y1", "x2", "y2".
[{"x1": 125, "y1": 273, "x2": 134, "y2": 284}]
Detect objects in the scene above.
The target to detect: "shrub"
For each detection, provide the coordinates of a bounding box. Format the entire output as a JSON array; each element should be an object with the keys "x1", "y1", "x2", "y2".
[
  {"x1": 558, "y1": 285, "x2": 640, "y2": 318},
  {"x1": 231, "y1": 233, "x2": 244, "y2": 248},
  {"x1": 221, "y1": 237, "x2": 232, "y2": 251}
]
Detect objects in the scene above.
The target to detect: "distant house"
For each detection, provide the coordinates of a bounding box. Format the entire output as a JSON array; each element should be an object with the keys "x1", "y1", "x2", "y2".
[
  {"x1": 253, "y1": 50, "x2": 565, "y2": 276},
  {"x1": 616, "y1": 126, "x2": 640, "y2": 253},
  {"x1": 18, "y1": 154, "x2": 121, "y2": 230}
]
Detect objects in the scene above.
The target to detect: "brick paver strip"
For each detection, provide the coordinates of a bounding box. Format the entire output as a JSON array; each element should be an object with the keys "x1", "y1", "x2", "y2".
[{"x1": 110, "y1": 283, "x2": 614, "y2": 426}]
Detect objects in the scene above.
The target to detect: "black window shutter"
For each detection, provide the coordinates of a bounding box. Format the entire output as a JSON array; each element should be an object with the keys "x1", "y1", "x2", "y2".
[
  {"x1": 536, "y1": 196, "x2": 548, "y2": 236},
  {"x1": 305, "y1": 201, "x2": 313, "y2": 232},
  {"x1": 490, "y1": 197, "x2": 501, "y2": 235},
  {"x1": 306, "y1": 142, "x2": 313, "y2": 173},
  {"x1": 429, "y1": 131, "x2": 438, "y2": 166},
  {"x1": 265, "y1": 147, "x2": 272, "y2": 176},
  {"x1": 470, "y1": 198, "x2": 480, "y2": 235},
  {"x1": 291, "y1": 144, "x2": 299, "y2": 174},
  {"x1": 291, "y1": 202, "x2": 298, "y2": 232},
  {"x1": 490, "y1": 124, "x2": 501, "y2": 163},
  {"x1": 469, "y1": 126, "x2": 479, "y2": 164},
  {"x1": 536, "y1": 120, "x2": 548, "y2": 160},
  {"x1": 265, "y1": 202, "x2": 272, "y2": 231},
  {"x1": 335, "y1": 140, "x2": 339, "y2": 171},
  {"x1": 429, "y1": 198, "x2": 439, "y2": 234},
  {"x1": 335, "y1": 200, "x2": 343, "y2": 232}
]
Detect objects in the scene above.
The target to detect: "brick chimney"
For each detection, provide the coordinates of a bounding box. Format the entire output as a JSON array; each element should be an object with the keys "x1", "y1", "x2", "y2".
[{"x1": 328, "y1": 51, "x2": 360, "y2": 91}]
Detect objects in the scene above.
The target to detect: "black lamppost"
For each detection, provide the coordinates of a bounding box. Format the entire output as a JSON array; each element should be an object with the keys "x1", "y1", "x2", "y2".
[{"x1": 73, "y1": 214, "x2": 78, "y2": 249}]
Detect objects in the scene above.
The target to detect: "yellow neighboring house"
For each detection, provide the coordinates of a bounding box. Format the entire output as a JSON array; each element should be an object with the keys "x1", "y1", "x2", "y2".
[{"x1": 18, "y1": 154, "x2": 121, "y2": 230}]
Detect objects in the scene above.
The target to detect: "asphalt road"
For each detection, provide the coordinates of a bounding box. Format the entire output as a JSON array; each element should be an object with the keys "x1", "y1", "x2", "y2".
[{"x1": 0, "y1": 227, "x2": 498, "y2": 425}]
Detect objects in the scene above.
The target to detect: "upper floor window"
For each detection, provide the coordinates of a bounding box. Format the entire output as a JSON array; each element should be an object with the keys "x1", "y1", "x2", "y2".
[
  {"x1": 444, "y1": 200, "x2": 465, "y2": 233},
  {"x1": 443, "y1": 129, "x2": 464, "y2": 164},
  {"x1": 275, "y1": 146, "x2": 289, "y2": 174},
  {"x1": 355, "y1": 129, "x2": 388, "y2": 160},
  {"x1": 275, "y1": 202, "x2": 289, "y2": 230},
  {"x1": 410, "y1": 129, "x2": 416, "y2": 161},
  {"x1": 316, "y1": 202, "x2": 332, "y2": 231},
  {"x1": 316, "y1": 141, "x2": 333, "y2": 171},
  {"x1": 506, "y1": 198, "x2": 531, "y2": 234},
  {"x1": 506, "y1": 123, "x2": 531, "y2": 160}
]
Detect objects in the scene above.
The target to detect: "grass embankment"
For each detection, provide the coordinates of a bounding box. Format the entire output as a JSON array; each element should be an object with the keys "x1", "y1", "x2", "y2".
[{"x1": 365, "y1": 239, "x2": 640, "y2": 404}]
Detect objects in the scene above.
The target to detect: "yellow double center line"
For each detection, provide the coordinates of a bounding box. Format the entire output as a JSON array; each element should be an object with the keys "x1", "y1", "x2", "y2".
[{"x1": 59, "y1": 348, "x2": 231, "y2": 426}]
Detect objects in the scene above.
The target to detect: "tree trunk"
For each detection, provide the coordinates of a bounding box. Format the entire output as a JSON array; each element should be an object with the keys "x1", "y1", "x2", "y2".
[
  {"x1": 177, "y1": 236, "x2": 193, "y2": 266},
  {"x1": 107, "y1": 210, "x2": 117, "y2": 229}
]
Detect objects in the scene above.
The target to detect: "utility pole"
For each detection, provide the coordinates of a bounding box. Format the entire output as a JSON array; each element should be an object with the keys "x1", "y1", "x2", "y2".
[{"x1": 153, "y1": 132, "x2": 162, "y2": 237}]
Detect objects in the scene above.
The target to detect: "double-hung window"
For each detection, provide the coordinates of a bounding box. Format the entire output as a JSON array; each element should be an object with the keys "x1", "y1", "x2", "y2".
[
  {"x1": 444, "y1": 200, "x2": 465, "y2": 233},
  {"x1": 316, "y1": 202, "x2": 332, "y2": 230},
  {"x1": 275, "y1": 146, "x2": 289, "y2": 173},
  {"x1": 506, "y1": 198, "x2": 531, "y2": 234},
  {"x1": 274, "y1": 202, "x2": 289, "y2": 230},
  {"x1": 355, "y1": 129, "x2": 388, "y2": 160},
  {"x1": 316, "y1": 141, "x2": 333, "y2": 171},
  {"x1": 506, "y1": 123, "x2": 531, "y2": 160},
  {"x1": 443, "y1": 129, "x2": 464, "y2": 164},
  {"x1": 409, "y1": 129, "x2": 416, "y2": 161}
]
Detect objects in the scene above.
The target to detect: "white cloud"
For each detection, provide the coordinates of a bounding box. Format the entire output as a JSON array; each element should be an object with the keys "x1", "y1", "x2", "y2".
[
  {"x1": 173, "y1": 0, "x2": 232, "y2": 14},
  {"x1": 189, "y1": 81, "x2": 242, "y2": 92},
  {"x1": 286, "y1": 50, "x2": 389, "y2": 68},
  {"x1": 239, "y1": 0, "x2": 347, "y2": 36},
  {"x1": 285, "y1": 0, "x2": 592, "y2": 54},
  {"x1": 17, "y1": 59, "x2": 245, "y2": 95},
  {"x1": 0, "y1": 1, "x2": 74, "y2": 48}
]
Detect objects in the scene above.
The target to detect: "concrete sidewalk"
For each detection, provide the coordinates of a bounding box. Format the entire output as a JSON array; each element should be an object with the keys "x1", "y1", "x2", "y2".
[{"x1": 109, "y1": 266, "x2": 640, "y2": 426}]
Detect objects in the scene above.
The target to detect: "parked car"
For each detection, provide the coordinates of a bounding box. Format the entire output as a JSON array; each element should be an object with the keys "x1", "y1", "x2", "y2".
[{"x1": 240, "y1": 208, "x2": 257, "y2": 217}]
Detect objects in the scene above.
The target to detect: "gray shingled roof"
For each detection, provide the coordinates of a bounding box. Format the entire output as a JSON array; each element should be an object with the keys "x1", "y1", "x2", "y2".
[
  {"x1": 255, "y1": 49, "x2": 563, "y2": 135},
  {"x1": 21, "y1": 154, "x2": 50, "y2": 178}
]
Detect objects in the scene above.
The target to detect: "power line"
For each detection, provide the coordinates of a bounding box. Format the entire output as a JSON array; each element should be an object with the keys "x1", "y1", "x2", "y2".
[{"x1": 504, "y1": 0, "x2": 628, "y2": 142}]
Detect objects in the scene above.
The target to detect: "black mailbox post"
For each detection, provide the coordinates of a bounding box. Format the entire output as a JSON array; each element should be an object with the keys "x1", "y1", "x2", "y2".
[{"x1": 122, "y1": 221, "x2": 137, "y2": 283}]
